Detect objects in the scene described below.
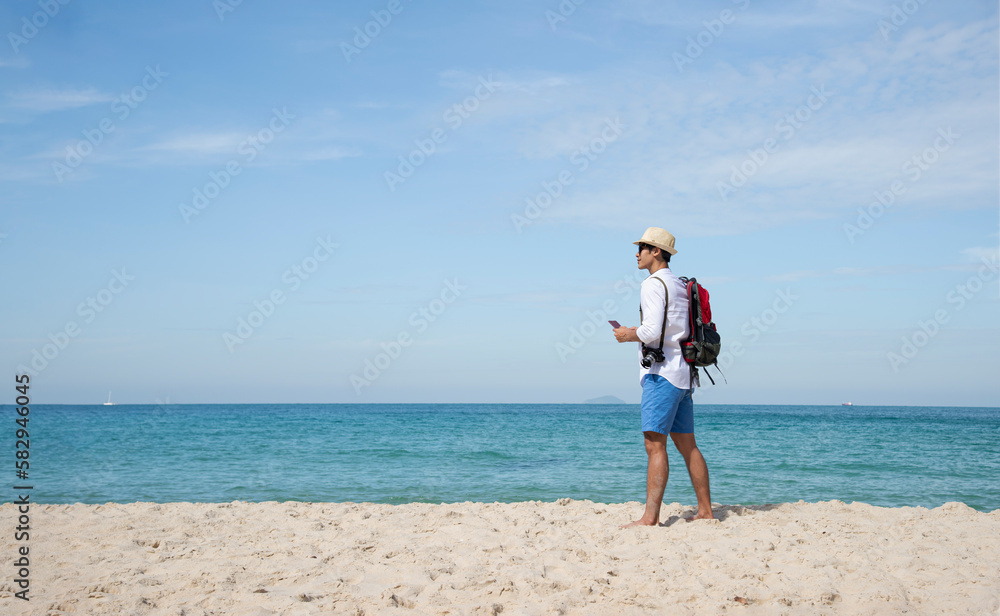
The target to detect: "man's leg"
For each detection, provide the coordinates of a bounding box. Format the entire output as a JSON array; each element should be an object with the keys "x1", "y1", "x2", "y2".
[
  {"x1": 622, "y1": 431, "x2": 669, "y2": 528},
  {"x1": 669, "y1": 431, "x2": 714, "y2": 520}
]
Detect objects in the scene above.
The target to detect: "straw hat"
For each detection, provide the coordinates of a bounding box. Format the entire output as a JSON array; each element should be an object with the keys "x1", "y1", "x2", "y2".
[{"x1": 633, "y1": 227, "x2": 678, "y2": 255}]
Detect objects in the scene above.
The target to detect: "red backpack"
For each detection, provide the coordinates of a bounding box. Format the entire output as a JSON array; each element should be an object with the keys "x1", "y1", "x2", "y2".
[{"x1": 679, "y1": 277, "x2": 724, "y2": 386}]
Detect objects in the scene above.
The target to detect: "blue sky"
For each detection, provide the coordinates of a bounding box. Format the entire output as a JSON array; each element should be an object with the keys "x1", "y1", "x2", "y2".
[{"x1": 1, "y1": 0, "x2": 997, "y2": 406}]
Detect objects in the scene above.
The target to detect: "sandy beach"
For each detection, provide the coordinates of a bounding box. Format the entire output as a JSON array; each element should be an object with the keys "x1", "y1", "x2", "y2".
[{"x1": 2, "y1": 499, "x2": 998, "y2": 615}]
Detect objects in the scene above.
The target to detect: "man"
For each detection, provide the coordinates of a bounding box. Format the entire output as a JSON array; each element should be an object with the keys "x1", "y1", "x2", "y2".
[{"x1": 613, "y1": 227, "x2": 714, "y2": 527}]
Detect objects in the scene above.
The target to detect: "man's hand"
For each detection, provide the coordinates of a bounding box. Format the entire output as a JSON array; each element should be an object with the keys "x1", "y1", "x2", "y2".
[{"x1": 614, "y1": 326, "x2": 639, "y2": 343}]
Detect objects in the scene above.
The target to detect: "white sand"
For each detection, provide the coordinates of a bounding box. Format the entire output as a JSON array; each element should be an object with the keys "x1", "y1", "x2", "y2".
[{"x1": 1, "y1": 499, "x2": 998, "y2": 615}]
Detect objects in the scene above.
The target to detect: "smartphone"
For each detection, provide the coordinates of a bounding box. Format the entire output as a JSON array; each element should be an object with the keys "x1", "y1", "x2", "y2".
[{"x1": 609, "y1": 320, "x2": 621, "y2": 329}]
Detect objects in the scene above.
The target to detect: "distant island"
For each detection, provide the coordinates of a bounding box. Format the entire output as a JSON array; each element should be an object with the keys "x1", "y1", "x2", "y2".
[{"x1": 583, "y1": 395, "x2": 628, "y2": 404}]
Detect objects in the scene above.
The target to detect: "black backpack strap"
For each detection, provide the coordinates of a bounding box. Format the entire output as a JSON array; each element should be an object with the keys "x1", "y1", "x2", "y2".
[
  {"x1": 652, "y1": 276, "x2": 668, "y2": 355},
  {"x1": 687, "y1": 278, "x2": 702, "y2": 335},
  {"x1": 684, "y1": 277, "x2": 701, "y2": 389},
  {"x1": 711, "y1": 362, "x2": 727, "y2": 384},
  {"x1": 639, "y1": 276, "x2": 669, "y2": 353}
]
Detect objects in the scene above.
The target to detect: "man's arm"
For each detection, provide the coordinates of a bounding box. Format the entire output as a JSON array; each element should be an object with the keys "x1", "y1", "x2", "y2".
[{"x1": 614, "y1": 326, "x2": 640, "y2": 343}]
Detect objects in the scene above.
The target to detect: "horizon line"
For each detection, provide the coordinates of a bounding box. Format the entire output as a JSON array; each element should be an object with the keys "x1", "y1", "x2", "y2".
[{"x1": 6, "y1": 402, "x2": 1000, "y2": 409}]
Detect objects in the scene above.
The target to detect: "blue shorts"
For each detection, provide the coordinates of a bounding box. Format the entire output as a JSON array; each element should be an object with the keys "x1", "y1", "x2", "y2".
[{"x1": 641, "y1": 374, "x2": 694, "y2": 434}]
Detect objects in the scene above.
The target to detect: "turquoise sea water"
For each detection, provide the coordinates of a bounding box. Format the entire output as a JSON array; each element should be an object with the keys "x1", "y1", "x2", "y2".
[{"x1": 4, "y1": 404, "x2": 999, "y2": 510}]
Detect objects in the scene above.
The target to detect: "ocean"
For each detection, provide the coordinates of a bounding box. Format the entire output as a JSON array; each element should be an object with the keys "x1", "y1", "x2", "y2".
[{"x1": 5, "y1": 404, "x2": 999, "y2": 511}]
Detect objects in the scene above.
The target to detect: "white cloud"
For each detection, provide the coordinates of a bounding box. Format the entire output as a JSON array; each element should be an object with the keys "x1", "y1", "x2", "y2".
[
  {"x1": 7, "y1": 88, "x2": 113, "y2": 112},
  {"x1": 489, "y1": 17, "x2": 998, "y2": 236},
  {"x1": 764, "y1": 263, "x2": 993, "y2": 283},
  {"x1": 611, "y1": 0, "x2": 888, "y2": 28},
  {"x1": 962, "y1": 246, "x2": 1000, "y2": 264},
  {"x1": 141, "y1": 133, "x2": 246, "y2": 154},
  {"x1": 0, "y1": 163, "x2": 50, "y2": 182}
]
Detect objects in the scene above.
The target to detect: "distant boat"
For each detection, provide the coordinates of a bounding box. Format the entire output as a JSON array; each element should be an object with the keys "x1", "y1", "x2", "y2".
[
  {"x1": 103, "y1": 391, "x2": 115, "y2": 406},
  {"x1": 842, "y1": 402, "x2": 853, "y2": 406}
]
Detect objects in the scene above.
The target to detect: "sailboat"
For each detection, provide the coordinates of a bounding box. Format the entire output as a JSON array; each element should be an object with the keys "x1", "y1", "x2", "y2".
[{"x1": 103, "y1": 391, "x2": 115, "y2": 406}]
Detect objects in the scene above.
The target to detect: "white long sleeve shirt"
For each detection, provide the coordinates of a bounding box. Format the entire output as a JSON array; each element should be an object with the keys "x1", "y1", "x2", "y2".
[{"x1": 637, "y1": 267, "x2": 691, "y2": 389}]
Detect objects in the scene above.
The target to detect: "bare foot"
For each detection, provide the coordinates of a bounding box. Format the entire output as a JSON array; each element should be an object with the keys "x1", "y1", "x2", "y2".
[
  {"x1": 684, "y1": 511, "x2": 715, "y2": 522},
  {"x1": 620, "y1": 518, "x2": 658, "y2": 529}
]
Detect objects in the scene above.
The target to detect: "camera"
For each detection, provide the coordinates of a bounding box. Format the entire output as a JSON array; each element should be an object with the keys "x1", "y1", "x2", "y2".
[{"x1": 640, "y1": 345, "x2": 665, "y2": 368}]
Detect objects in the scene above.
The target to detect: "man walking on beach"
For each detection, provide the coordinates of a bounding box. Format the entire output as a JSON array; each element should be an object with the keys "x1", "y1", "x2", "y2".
[{"x1": 613, "y1": 228, "x2": 714, "y2": 527}]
